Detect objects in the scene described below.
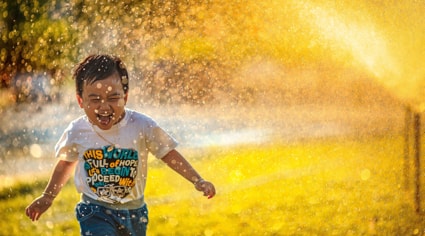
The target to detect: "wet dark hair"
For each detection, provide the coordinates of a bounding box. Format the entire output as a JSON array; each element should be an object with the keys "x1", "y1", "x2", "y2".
[{"x1": 73, "y1": 54, "x2": 129, "y2": 96}]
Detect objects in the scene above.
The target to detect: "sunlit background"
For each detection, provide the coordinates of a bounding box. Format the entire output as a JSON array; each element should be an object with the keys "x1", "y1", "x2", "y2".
[{"x1": 1, "y1": 0, "x2": 425, "y2": 235}]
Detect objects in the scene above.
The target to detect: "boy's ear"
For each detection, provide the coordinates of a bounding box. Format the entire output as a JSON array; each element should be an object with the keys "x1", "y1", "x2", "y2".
[{"x1": 76, "y1": 94, "x2": 84, "y2": 108}]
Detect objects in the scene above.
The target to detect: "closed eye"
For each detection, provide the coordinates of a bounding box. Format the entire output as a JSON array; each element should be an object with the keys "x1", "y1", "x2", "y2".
[
  {"x1": 88, "y1": 95, "x2": 101, "y2": 103},
  {"x1": 107, "y1": 96, "x2": 121, "y2": 102}
]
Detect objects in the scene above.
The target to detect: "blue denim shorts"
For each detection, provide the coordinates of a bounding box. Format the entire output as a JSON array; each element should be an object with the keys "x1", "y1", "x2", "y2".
[{"x1": 75, "y1": 202, "x2": 148, "y2": 236}]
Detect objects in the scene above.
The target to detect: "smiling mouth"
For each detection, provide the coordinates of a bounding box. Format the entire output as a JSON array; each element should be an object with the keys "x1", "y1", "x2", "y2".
[{"x1": 97, "y1": 113, "x2": 113, "y2": 126}]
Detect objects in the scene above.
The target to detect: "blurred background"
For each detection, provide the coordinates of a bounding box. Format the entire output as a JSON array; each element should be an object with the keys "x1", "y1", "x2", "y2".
[
  {"x1": 1, "y1": 0, "x2": 424, "y2": 106},
  {"x1": 1, "y1": 0, "x2": 425, "y2": 234},
  {"x1": 1, "y1": 0, "x2": 424, "y2": 174}
]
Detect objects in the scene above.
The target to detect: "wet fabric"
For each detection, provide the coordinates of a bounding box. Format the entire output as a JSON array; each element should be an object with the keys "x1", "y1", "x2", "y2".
[
  {"x1": 55, "y1": 108, "x2": 178, "y2": 205},
  {"x1": 76, "y1": 202, "x2": 148, "y2": 236}
]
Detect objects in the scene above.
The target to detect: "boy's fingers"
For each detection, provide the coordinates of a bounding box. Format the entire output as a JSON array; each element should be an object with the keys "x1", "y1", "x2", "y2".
[
  {"x1": 26, "y1": 206, "x2": 40, "y2": 221},
  {"x1": 196, "y1": 181, "x2": 215, "y2": 199},
  {"x1": 26, "y1": 207, "x2": 33, "y2": 220},
  {"x1": 206, "y1": 190, "x2": 215, "y2": 198},
  {"x1": 204, "y1": 184, "x2": 216, "y2": 199},
  {"x1": 32, "y1": 212, "x2": 40, "y2": 221},
  {"x1": 34, "y1": 212, "x2": 41, "y2": 221}
]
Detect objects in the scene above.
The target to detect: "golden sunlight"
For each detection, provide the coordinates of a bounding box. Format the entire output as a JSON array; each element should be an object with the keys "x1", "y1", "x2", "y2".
[
  {"x1": 299, "y1": 0, "x2": 425, "y2": 110},
  {"x1": 301, "y1": 2, "x2": 400, "y2": 79},
  {"x1": 205, "y1": 0, "x2": 425, "y2": 109}
]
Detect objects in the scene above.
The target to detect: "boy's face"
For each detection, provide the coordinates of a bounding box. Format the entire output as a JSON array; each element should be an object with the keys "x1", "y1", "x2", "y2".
[{"x1": 76, "y1": 73, "x2": 128, "y2": 130}]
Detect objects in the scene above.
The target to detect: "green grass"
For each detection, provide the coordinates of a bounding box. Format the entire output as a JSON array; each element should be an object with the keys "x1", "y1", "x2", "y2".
[{"x1": 1, "y1": 135, "x2": 424, "y2": 235}]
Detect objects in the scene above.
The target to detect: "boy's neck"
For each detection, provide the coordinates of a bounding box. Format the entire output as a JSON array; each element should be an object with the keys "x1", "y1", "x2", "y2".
[{"x1": 113, "y1": 110, "x2": 126, "y2": 125}]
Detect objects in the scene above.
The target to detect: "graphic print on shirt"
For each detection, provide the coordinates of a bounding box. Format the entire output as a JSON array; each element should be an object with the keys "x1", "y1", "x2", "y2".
[{"x1": 83, "y1": 145, "x2": 138, "y2": 202}]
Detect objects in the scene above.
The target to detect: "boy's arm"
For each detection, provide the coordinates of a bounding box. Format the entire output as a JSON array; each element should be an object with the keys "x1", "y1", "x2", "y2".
[
  {"x1": 161, "y1": 149, "x2": 216, "y2": 199},
  {"x1": 25, "y1": 159, "x2": 77, "y2": 221}
]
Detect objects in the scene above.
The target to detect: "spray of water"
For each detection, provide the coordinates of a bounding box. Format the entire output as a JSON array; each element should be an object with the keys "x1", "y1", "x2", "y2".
[
  {"x1": 1, "y1": 0, "x2": 424, "y2": 182},
  {"x1": 300, "y1": 2, "x2": 400, "y2": 78},
  {"x1": 295, "y1": 0, "x2": 425, "y2": 110},
  {"x1": 2, "y1": 2, "x2": 425, "y2": 235}
]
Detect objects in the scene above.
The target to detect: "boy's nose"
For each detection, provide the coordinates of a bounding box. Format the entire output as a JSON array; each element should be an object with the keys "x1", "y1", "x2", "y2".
[{"x1": 99, "y1": 100, "x2": 111, "y2": 109}]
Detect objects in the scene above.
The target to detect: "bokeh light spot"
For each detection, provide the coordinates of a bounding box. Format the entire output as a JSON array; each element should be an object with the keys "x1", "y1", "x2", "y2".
[
  {"x1": 360, "y1": 169, "x2": 371, "y2": 181},
  {"x1": 29, "y1": 144, "x2": 43, "y2": 158}
]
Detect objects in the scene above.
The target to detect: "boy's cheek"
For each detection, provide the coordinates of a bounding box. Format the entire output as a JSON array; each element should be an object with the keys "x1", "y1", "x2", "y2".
[{"x1": 117, "y1": 99, "x2": 126, "y2": 107}]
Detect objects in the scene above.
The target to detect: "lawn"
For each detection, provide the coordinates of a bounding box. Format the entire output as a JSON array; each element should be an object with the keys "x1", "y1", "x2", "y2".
[{"x1": 1, "y1": 135, "x2": 424, "y2": 235}]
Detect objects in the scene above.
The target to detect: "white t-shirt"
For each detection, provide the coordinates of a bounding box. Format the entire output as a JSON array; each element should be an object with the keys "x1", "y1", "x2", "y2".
[{"x1": 55, "y1": 109, "x2": 178, "y2": 206}]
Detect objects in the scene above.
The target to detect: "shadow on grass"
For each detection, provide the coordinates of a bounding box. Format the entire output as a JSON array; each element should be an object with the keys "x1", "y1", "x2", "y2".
[{"x1": 0, "y1": 180, "x2": 47, "y2": 200}]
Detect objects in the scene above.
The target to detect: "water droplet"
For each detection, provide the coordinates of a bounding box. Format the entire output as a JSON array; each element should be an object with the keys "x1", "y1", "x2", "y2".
[
  {"x1": 29, "y1": 144, "x2": 43, "y2": 158},
  {"x1": 45, "y1": 220, "x2": 54, "y2": 229},
  {"x1": 122, "y1": 76, "x2": 128, "y2": 84}
]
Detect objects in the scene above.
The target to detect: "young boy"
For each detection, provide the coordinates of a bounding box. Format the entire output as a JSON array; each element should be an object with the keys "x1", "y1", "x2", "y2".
[{"x1": 25, "y1": 54, "x2": 216, "y2": 236}]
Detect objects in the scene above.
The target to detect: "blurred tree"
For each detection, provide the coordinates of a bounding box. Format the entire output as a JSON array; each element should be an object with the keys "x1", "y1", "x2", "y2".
[
  {"x1": 136, "y1": 0, "x2": 232, "y2": 105},
  {"x1": 3, "y1": 0, "x2": 343, "y2": 105},
  {"x1": 54, "y1": 0, "x2": 233, "y2": 105},
  {"x1": 0, "y1": 0, "x2": 78, "y2": 88}
]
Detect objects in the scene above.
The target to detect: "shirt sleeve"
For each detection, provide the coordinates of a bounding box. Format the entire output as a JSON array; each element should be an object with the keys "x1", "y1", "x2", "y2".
[
  {"x1": 146, "y1": 123, "x2": 178, "y2": 159},
  {"x1": 55, "y1": 123, "x2": 79, "y2": 162}
]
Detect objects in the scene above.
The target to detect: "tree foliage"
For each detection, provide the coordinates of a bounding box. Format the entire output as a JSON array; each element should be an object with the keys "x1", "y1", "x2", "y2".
[
  {"x1": 66, "y1": 0, "x2": 233, "y2": 105},
  {"x1": 0, "y1": 0, "x2": 78, "y2": 88},
  {"x1": 1, "y1": 0, "x2": 233, "y2": 104},
  {"x1": 2, "y1": 0, "x2": 422, "y2": 106}
]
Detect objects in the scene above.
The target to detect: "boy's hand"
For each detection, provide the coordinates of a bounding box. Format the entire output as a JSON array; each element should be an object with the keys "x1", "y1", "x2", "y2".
[
  {"x1": 25, "y1": 195, "x2": 54, "y2": 221},
  {"x1": 195, "y1": 180, "x2": 216, "y2": 199}
]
